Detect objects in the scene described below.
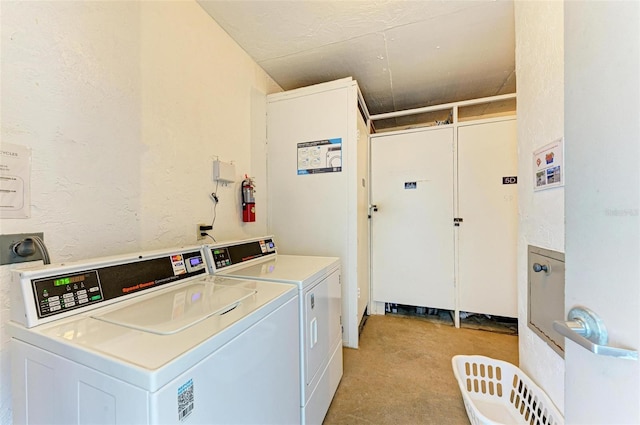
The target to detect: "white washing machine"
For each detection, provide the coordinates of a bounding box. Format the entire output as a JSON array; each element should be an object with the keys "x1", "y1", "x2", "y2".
[
  {"x1": 204, "y1": 236, "x2": 342, "y2": 425},
  {"x1": 9, "y1": 245, "x2": 301, "y2": 425}
]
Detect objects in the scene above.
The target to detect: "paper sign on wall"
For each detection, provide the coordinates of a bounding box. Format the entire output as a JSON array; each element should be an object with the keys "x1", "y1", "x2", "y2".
[
  {"x1": 297, "y1": 138, "x2": 342, "y2": 175},
  {"x1": 0, "y1": 142, "x2": 31, "y2": 218},
  {"x1": 533, "y1": 138, "x2": 564, "y2": 191}
]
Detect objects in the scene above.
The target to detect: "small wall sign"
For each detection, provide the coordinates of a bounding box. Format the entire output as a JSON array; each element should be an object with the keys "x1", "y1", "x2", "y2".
[
  {"x1": 0, "y1": 142, "x2": 31, "y2": 219},
  {"x1": 533, "y1": 138, "x2": 564, "y2": 191},
  {"x1": 404, "y1": 182, "x2": 417, "y2": 189},
  {"x1": 502, "y1": 176, "x2": 518, "y2": 185}
]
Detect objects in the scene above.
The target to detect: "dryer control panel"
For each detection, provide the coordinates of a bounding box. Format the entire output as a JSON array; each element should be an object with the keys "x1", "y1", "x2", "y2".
[{"x1": 208, "y1": 238, "x2": 276, "y2": 271}]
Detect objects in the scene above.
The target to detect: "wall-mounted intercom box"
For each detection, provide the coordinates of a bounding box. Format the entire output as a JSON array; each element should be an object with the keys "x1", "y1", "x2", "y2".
[{"x1": 213, "y1": 160, "x2": 235, "y2": 183}]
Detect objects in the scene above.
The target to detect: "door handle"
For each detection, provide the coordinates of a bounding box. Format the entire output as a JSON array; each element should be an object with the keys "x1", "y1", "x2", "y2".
[
  {"x1": 368, "y1": 204, "x2": 378, "y2": 218},
  {"x1": 553, "y1": 306, "x2": 638, "y2": 360},
  {"x1": 532, "y1": 262, "x2": 549, "y2": 273},
  {"x1": 310, "y1": 317, "x2": 318, "y2": 349}
]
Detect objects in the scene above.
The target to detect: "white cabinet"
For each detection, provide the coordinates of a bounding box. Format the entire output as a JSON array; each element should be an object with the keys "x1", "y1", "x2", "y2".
[
  {"x1": 370, "y1": 117, "x2": 517, "y2": 319},
  {"x1": 266, "y1": 78, "x2": 369, "y2": 348},
  {"x1": 457, "y1": 119, "x2": 518, "y2": 318},
  {"x1": 371, "y1": 127, "x2": 455, "y2": 310}
]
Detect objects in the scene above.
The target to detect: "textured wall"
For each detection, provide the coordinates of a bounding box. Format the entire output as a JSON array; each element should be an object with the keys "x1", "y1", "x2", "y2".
[
  {"x1": 514, "y1": 1, "x2": 565, "y2": 414},
  {"x1": 0, "y1": 2, "x2": 280, "y2": 423}
]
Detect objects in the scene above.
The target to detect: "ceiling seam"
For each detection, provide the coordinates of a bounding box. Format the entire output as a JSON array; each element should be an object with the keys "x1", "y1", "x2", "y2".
[
  {"x1": 382, "y1": 31, "x2": 397, "y2": 125},
  {"x1": 495, "y1": 69, "x2": 516, "y2": 95},
  {"x1": 254, "y1": 3, "x2": 493, "y2": 63}
]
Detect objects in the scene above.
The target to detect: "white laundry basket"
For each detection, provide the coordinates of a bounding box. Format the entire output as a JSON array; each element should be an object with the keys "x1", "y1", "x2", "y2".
[{"x1": 452, "y1": 355, "x2": 564, "y2": 425}]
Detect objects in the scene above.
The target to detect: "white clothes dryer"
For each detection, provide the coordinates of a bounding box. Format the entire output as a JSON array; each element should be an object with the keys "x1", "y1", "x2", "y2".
[
  {"x1": 9, "y1": 246, "x2": 300, "y2": 425},
  {"x1": 204, "y1": 236, "x2": 342, "y2": 425}
]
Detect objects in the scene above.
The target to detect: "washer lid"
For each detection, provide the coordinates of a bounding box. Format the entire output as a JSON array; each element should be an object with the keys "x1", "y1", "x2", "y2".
[
  {"x1": 92, "y1": 281, "x2": 256, "y2": 335},
  {"x1": 9, "y1": 276, "x2": 297, "y2": 391},
  {"x1": 220, "y1": 254, "x2": 340, "y2": 287}
]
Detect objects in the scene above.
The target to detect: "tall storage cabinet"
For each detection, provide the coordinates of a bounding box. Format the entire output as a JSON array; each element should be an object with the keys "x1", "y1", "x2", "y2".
[
  {"x1": 266, "y1": 78, "x2": 369, "y2": 349},
  {"x1": 370, "y1": 127, "x2": 456, "y2": 311},
  {"x1": 370, "y1": 116, "x2": 517, "y2": 320},
  {"x1": 457, "y1": 119, "x2": 518, "y2": 318}
]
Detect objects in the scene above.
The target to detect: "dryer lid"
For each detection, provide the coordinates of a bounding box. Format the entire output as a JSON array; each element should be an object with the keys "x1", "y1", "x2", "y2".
[{"x1": 92, "y1": 279, "x2": 256, "y2": 335}]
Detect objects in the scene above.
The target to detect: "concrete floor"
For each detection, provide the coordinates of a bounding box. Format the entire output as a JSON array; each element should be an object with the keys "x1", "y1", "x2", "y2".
[{"x1": 323, "y1": 314, "x2": 519, "y2": 425}]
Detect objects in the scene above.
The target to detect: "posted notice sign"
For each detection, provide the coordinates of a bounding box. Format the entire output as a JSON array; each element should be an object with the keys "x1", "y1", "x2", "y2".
[
  {"x1": 297, "y1": 138, "x2": 342, "y2": 175},
  {"x1": 0, "y1": 142, "x2": 31, "y2": 218},
  {"x1": 533, "y1": 138, "x2": 564, "y2": 191}
]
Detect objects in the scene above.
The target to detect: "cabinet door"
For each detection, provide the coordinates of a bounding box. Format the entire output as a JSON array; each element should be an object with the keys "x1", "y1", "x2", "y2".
[
  {"x1": 457, "y1": 119, "x2": 518, "y2": 317},
  {"x1": 371, "y1": 127, "x2": 455, "y2": 309}
]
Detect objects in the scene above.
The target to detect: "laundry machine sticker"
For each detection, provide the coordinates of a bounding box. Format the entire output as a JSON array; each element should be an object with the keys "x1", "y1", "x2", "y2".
[
  {"x1": 297, "y1": 138, "x2": 342, "y2": 175},
  {"x1": 171, "y1": 254, "x2": 187, "y2": 275},
  {"x1": 177, "y1": 378, "x2": 194, "y2": 421}
]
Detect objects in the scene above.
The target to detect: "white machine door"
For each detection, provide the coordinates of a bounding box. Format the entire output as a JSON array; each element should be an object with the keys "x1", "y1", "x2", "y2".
[
  {"x1": 305, "y1": 270, "x2": 341, "y2": 389},
  {"x1": 370, "y1": 127, "x2": 455, "y2": 309},
  {"x1": 457, "y1": 119, "x2": 518, "y2": 317}
]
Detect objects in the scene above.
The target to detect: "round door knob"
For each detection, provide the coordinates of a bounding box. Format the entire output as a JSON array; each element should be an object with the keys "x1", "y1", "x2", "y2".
[{"x1": 533, "y1": 262, "x2": 549, "y2": 273}]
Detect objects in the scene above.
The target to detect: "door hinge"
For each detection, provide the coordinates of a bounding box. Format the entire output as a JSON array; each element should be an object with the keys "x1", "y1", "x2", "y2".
[{"x1": 454, "y1": 217, "x2": 464, "y2": 227}]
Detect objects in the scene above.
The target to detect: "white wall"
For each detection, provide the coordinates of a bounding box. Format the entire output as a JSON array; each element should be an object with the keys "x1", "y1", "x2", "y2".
[
  {"x1": 514, "y1": 1, "x2": 565, "y2": 414},
  {"x1": 0, "y1": 1, "x2": 280, "y2": 423}
]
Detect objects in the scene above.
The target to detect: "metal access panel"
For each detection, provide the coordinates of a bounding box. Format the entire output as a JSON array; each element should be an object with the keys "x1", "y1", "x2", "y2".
[{"x1": 528, "y1": 245, "x2": 565, "y2": 357}]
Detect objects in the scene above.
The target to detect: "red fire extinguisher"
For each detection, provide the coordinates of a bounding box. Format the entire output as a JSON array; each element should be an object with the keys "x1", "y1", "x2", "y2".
[{"x1": 241, "y1": 176, "x2": 256, "y2": 222}]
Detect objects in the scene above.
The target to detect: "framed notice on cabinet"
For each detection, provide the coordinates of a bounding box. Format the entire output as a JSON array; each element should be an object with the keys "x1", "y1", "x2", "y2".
[
  {"x1": 533, "y1": 138, "x2": 564, "y2": 191},
  {"x1": 297, "y1": 138, "x2": 342, "y2": 175}
]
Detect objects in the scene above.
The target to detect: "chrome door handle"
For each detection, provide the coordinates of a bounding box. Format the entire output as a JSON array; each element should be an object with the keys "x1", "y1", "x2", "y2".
[{"x1": 553, "y1": 306, "x2": 638, "y2": 360}]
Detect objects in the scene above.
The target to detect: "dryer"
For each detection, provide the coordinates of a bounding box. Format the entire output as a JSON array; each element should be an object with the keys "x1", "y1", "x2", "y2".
[
  {"x1": 204, "y1": 236, "x2": 342, "y2": 425},
  {"x1": 9, "y1": 246, "x2": 300, "y2": 425}
]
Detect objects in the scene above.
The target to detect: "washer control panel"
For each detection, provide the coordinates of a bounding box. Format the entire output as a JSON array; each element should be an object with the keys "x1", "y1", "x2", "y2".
[
  {"x1": 25, "y1": 250, "x2": 207, "y2": 321},
  {"x1": 33, "y1": 271, "x2": 103, "y2": 318},
  {"x1": 209, "y1": 238, "x2": 276, "y2": 271}
]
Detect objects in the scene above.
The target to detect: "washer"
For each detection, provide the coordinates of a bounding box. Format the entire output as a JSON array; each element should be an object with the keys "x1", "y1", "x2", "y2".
[
  {"x1": 9, "y1": 245, "x2": 300, "y2": 425},
  {"x1": 204, "y1": 236, "x2": 342, "y2": 425}
]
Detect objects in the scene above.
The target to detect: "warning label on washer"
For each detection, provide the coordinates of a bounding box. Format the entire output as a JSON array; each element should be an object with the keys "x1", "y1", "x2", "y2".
[
  {"x1": 178, "y1": 379, "x2": 194, "y2": 421},
  {"x1": 297, "y1": 138, "x2": 342, "y2": 175}
]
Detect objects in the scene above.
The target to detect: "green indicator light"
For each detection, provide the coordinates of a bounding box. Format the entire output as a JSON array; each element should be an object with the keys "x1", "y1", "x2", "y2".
[{"x1": 90, "y1": 295, "x2": 101, "y2": 301}]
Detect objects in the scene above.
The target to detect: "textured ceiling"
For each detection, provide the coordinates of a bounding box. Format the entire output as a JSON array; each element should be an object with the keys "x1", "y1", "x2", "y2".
[{"x1": 198, "y1": 0, "x2": 515, "y2": 118}]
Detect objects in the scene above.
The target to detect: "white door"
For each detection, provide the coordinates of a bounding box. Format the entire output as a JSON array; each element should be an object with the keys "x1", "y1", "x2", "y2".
[
  {"x1": 370, "y1": 127, "x2": 455, "y2": 309},
  {"x1": 564, "y1": 1, "x2": 639, "y2": 423},
  {"x1": 458, "y1": 119, "x2": 518, "y2": 317},
  {"x1": 304, "y1": 271, "x2": 341, "y2": 389},
  {"x1": 356, "y1": 110, "x2": 370, "y2": 321}
]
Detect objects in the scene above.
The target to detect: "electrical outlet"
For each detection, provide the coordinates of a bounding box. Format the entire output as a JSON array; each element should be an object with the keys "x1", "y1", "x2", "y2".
[
  {"x1": 0, "y1": 232, "x2": 45, "y2": 265},
  {"x1": 197, "y1": 224, "x2": 207, "y2": 241}
]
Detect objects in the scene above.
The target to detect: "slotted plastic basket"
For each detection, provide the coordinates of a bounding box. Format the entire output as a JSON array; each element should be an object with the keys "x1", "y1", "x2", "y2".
[{"x1": 452, "y1": 355, "x2": 564, "y2": 425}]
